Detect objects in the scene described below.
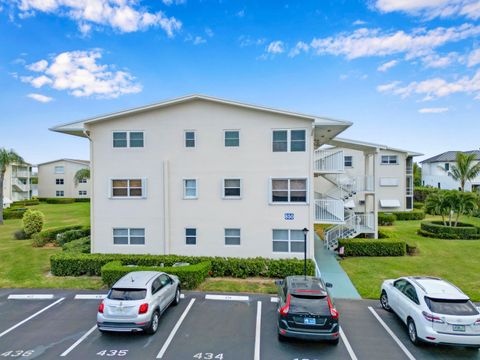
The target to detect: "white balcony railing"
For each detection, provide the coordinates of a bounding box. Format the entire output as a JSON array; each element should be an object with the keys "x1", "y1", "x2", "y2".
[
  {"x1": 323, "y1": 174, "x2": 375, "y2": 197},
  {"x1": 314, "y1": 149, "x2": 344, "y2": 173},
  {"x1": 314, "y1": 199, "x2": 345, "y2": 223},
  {"x1": 13, "y1": 170, "x2": 30, "y2": 178}
]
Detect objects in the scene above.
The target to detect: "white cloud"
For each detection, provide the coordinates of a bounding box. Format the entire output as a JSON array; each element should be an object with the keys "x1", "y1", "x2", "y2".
[
  {"x1": 185, "y1": 34, "x2": 206, "y2": 45},
  {"x1": 236, "y1": 10, "x2": 245, "y2": 18},
  {"x1": 309, "y1": 24, "x2": 480, "y2": 60},
  {"x1": 468, "y1": 48, "x2": 480, "y2": 67},
  {"x1": 21, "y1": 50, "x2": 142, "y2": 98},
  {"x1": 421, "y1": 52, "x2": 460, "y2": 68},
  {"x1": 11, "y1": 0, "x2": 182, "y2": 36},
  {"x1": 162, "y1": 0, "x2": 186, "y2": 5},
  {"x1": 266, "y1": 41, "x2": 285, "y2": 54},
  {"x1": 205, "y1": 27, "x2": 214, "y2": 37},
  {"x1": 26, "y1": 59, "x2": 48, "y2": 72},
  {"x1": 27, "y1": 93, "x2": 53, "y2": 103},
  {"x1": 374, "y1": 0, "x2": 480, "y2": 20},
  {"x1": 418, "y1": 107, "x2": 449, "y2": 113},
  {"x1": 288, "y1": 41, "x2": 309, "y2": 57},
  {"x1": 377, "y1": 81, "x2": 402, "y2": 92},
  {"x1": 377, "y1": 59, "x2": 398, "y2": 72},
  {"x1": 353, "y1": 19, "x2": 367, "y2": 25},
  {"x1": 238, "y1": 35, "x2": 266, "y2": 47}
]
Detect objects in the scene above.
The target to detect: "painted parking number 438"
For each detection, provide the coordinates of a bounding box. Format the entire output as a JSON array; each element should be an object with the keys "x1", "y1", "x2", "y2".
[
  {"x1": 193, "y1": 353, "x2": 223, "y2": 359},
  {"x1": 1, "y1": 350, "x2": 34, "y2": 357},
  {"x1": 96, "y1": 350, "x2": 128, "y2": 357}
]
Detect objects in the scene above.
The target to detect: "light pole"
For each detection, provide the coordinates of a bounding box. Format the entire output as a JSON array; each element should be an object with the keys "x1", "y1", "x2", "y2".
[{"x1": 302, "y1": 227, "x2": 309, "y2": 278}]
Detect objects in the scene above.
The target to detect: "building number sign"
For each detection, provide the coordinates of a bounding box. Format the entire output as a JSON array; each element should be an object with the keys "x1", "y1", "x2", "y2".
[{"x1": 284, "y1": 213, "x2": 294, "y2": 220}]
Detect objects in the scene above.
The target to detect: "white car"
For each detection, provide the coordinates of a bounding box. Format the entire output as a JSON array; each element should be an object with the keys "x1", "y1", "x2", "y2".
[{"x1": 380, "y1": 276, "x2": 480, "y2": 348}]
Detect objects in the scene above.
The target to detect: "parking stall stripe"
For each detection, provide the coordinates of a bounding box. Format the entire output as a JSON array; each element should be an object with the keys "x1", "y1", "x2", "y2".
[
  {"x1": 339, "y1": 327, "x2": 358, "y2": 360},
  {"x1": 74, "y1": 294, "x2": 106, "y2": 300},
  {"x1": 8, "y1": 294, "x2": 54, "y2": 300},
  {"x1": 0, "y1": 298, "x2": 65, "y2": 338},
  {"x1": 60, "y1": 324, "x2": 97, "y2": 357},
  {"x1": 156, "y1": 298, "x2": 196, "y2": 359},
  {"x1": 270, "y1": 297, "x2": 279, "y2": 303},
  {"x1": 205, "y1": 294, "x2": 249, "y2": 301},
  {"x1": 368, "y1": 307, "x2": 416, "y2": 360},
  {"x1": 254, "y1": 301, "x2": 262, "y2": 360}
]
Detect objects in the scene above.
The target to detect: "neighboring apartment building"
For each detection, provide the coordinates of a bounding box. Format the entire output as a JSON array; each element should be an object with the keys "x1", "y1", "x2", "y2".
[
  {"x1": 2, "y1": 163, "x2": 33, "y2": 207},
  {"x1": 37, "y1": 159, "x2": 90, "y2": 199},
  {"x1": 51, "y1": 95, "x2": 419, "y2": 257},
  {"x1": 421, "y1": 151, "x2": 480, "y2": 191}
]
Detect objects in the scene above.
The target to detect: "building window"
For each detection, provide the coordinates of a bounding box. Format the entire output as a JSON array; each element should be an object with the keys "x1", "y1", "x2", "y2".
[
  {"x1": 185, "y1": 228, "x2": 197, "y2": 245},
  {"x1": 272, "y1": 130, "x2": 306, "y2": 152},
  {"x1": 224, "y1": 130, "x2": 240, "y2": 147},
  {"x1": 381, "y1": 155, "x2": 398, "y2": 165},
  {"x1": 130, "y1": 132, "x2": 144, "y2": 148},
  {"x1": 113, "y1": 131, "x2": 144, "y2": 148},
  {"x1": 78, "y1": 178, "x2": 88, "y2": 184},
  {"x1": 111, "y1": 179, "x2": 145, "y2": 198},
  {"x1": 56, "y1": 190, "x2": 64, "y2": 197},
  {"x1": 55, "y1": 178, "x2": 64, "y2": 185},
  {"x1": 113, "y1": 228, "x2": 145, "y2": 245},
  {"x1": 344, "y1": 156, "x2": 353, "y2": 167},
  {"x1": 113, "y1": 132, "x2": 128, "y2": 148},
  {"x1": 445, "y1": 163, "x2": 450, "y2": 171},
  {"x1": 185, "y1": 131, "x2": 196, "y2": 148},
  {"x1": 54, "y1": 166, "x2": 64, "y2": 174},
  {"x1": 184, "y1": 179, "x2": 197, "y2": 199},
  {"x1": 223, "y1": 179, "x2": 241, "y2": 198},
  {"x1": 271, "y1": 178, "x2": 307, "y2": 203},
  {"x1": 78, "y1": 190, "x2": 87, "y2": 196},
  {"x1": 272, "y1": 229, "x2": 305, "y2": 253},
  {"x1": 225, "y1": 228, "x2": 241, "y2": 245}
]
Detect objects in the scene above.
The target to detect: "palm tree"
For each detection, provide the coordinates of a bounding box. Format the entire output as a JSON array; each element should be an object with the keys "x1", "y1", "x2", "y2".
[
  {"x1": 74, "y1": 168, "x2": 90, "y2": 185},
  {"x1": 413, "y1": 162, "x2": 422, "y2": 187},
  {"x1": 450, "y1": 152, "x2": 480, "y2": 192},
  {"x1": 0, "y1": 149, "x2": 24, "y2": 225}
]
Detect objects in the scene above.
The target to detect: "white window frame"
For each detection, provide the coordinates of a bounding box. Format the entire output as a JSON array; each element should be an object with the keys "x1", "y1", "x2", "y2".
[
  {"x1": 78, "y1": 178, "x2": 88, "y2": 184},
  {"x1": 224, "y1": 129, "x2": 240, "y2": 147},
  {"x1": 54, "y1": 166, "x2": 64, "y2": 174},
  {"x1": 183, "y1": 178, "x2": 198, "y2": 199},
  {"x1": 55, "y1": 178, "x2": 64, "y2": 185},
  {"x1": 269, "y1": 177, "x2": 309, "y2": 204},
  {"x1": 184, "y1": 130, "x2": 196, "y2": 148},
  {"x1": 224, "y1": 228, "x2": 241, "y2": 246},
  {"x1": 223, "y1": 178, "x2": 242, "y2": 199},
  {"x1": 113, "y1": 228, "x2": 145, "y2": 245},
  {"x1": 78, "y1": 190, "x2": 87, "y2": 196},
  {"x1": 344, "y1": 156, "x2": 353, "y2": 167},
  {"x1": 272, "y1": 129, "x2": 307, "y2": 153},
  {"x1": 112, "y1": 131, "x2": 145, "y2": 149},
  {"x1": 56, "y1": 190, "x2": 64, "y2": 197},
  {"x1": 185, "y1": 228, "x2": 197, "y2": 246},
  {"x1": 109, "y1": 178, "x2": 147, "y2": 199},
  {"x1": 272, "y1": 229, "x2": 305, "y2": 253},
  {"x1": 381, "y1": 155, "x2": 398, "y2": 165}
]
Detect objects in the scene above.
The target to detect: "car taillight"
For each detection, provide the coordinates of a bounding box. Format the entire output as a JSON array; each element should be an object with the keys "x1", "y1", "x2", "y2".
[
  {"x1": 138, "y1": 303, "x2": 149, "y2": 314},
  {"x1": 98, "y1": 302, "x2": 104, "y2": 314},
  {"x1": 327, "y1": 296, "x2": 339, "y2": 319},
  {"x1": 474, "y1": 319, "x2": 480, "y2": 326},
  {"x1": 279, "y1": 294, "x2": 291, "y2": 316},
  {"x1": 422, "y1": 311, "x2": 444, "y2": 323}
]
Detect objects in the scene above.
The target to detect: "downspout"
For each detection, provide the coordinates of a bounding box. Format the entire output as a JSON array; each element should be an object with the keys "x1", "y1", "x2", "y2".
[
  {"x1": 83, "y1": 129, "x2": 94, "y2": 253},
  {"x1": 309, "y1": 124, "x2": 315, "y2": 260},
  {"x1": 163, "y1": 161, "x2": 171, "y2": 255},
  {"x1": 373, "y1": 150, "x2": 378, "y2": 239}
]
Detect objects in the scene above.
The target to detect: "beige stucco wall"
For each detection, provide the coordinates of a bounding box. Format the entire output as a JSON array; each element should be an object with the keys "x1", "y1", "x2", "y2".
[
  {"x1": 38, "y1": 160, "x2": 90, "y2": 198},
  {"x1": 88, "y1": 99, "x2": 316, "y2": 259}
]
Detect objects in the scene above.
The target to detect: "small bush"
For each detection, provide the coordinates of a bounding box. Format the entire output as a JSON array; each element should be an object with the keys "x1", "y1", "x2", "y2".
[
  {"x1": 22, "y1": 210, "x2": 44, "y2": 237},
  {"x1": 378, "y1": 229, "x2": 391, "y2": 239},
  {"x1": 56, "y1": 227, "x2": 91, "y2": 246},
  {"x1": 414, "y1": 186, "x2": 438, "y2": 202},
  {"x1": 338, "y1": 238, "x2": 406, "y2": 256},
  {"x1": 11, "y1": 199, "x2": 40, "y2": 207},
  {"x1": 74, "y1": 198, "x2": 90, "y2": 203},
  {"x1": 45, "y1": 198, "x2": 75, "y2": 204},
  {"x1": 413, "y1": 202, "x2": 424, "y2": 210},
  {"x1": 378, "y1": 213, "x2": 396, "y2": 226},
  {"x1": 13, "y1": 229, "x2": 28, "y2": 240},
  {"x1": 62, "y1": 236, "x2": 91, "y2": 253},
  {"x1": 101, "y1": 260, "x2": 212, "y2": 289},
  {"x1": 394, "y1": 210, "x2": 426, "y2": 221},
  {"x1": 406, "y1": 243, "x2": 418, "y2": 255},
  {"x1": 419, "y1": 221, "x2": 480, "y2": 240},
  {"x1": 32, "y1": 225, "x2": 84, "y2": 247},
  {"x1": 3, "y1": 207, "x2": 27, "y2": 219}
]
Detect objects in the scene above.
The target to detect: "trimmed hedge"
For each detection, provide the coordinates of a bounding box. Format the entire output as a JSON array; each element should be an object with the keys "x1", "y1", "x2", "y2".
[
  {"x1": 413, "y1": 202, "x2": 424, "y2": 210},
  {"x1": 3, "y1": 207, "x2": 27, "y2": 219},
  {"x1": 101, "y1": 261, "x2": 211, "y2": 289},
  {"x1": 11, "y1": 199, "x2": 40, "y2": 207},
  {"x1": 338, "y1": 238, "x2": 406, "y2": 256},
  {"x1": 45, "y1": 198, "x2": 76, "y2": 204},
  {"x1": 32, "y1": 225, "x2": 84, "y2": 247},
  {"x1": 378, "y1": 213, "x2": 396, "y2": 226},
  {"x1": 393, "y1": 210, "x2": 425, "y2": 221},
  {"x1": 50, "y1": 253, "x2": 315, "y2": 279},
  {"x1": 62, "y1": 236, "x2": 91, "y2": 253},
  {"x1": 414, "y1": 187, "x2": 438, "y2": 202},
  {"x1": 56, "y1": 227, "x2": 91, "y2": 246},
  {"x1": 419, "y1": 221, "x2": 480, "y2": 240},
  {"x1": 74, "y1": 198, "x2": 90, "y2": 203}
]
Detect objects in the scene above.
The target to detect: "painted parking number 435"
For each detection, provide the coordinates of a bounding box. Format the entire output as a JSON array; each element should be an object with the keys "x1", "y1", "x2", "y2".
[
  {"x1": 96, "y1": 350, "x2": 128, "y2": 357},
  {"x1": 193, "y1": 353, "x2": 223, "y2": 359}
]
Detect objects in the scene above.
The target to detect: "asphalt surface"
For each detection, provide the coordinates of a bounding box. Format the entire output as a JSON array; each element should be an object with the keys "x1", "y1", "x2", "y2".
[{"x1": 0, "y1": 289, "x2": 479, "y2": 360}]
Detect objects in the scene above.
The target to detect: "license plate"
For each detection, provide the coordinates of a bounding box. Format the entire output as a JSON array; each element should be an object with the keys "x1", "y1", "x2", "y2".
[
  {"x1": 453, "y1": 325, "x2": 465, "y2": 332},
  {"x1": 304, "y1": 318, "x2": 316, "y2": 325}
]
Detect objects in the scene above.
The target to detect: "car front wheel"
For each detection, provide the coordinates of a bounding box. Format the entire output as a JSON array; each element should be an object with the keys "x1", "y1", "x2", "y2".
[
  {"x1": 146, "y1": 311, "x2": 160, "y2": 335},
  {"x1": 380, "y1": 291, "x2": 392, "y2": 312},
  {"x1": 407, "y1": 319, "x2": 419, "y2": 345},
  {"x1": 173, "y1": 287, "x2": 181, "y2": 306}
]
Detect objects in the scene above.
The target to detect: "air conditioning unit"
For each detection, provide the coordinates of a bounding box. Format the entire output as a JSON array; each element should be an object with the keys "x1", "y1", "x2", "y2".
[{"x1": 359, "y1": 200, "x2": 365, "y2": 205}]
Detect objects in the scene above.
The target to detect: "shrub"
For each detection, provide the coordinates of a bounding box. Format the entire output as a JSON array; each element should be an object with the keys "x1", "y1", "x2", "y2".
[
  {"x1": 413, "y1": 202, "x2": 424, "y2": 210},
  {"x1": 13, "y1": 229, "x2": 28, "y2": 240},
  {"x1": 74, "y1": 198, "x2": 90, "y2": 203},
  {"x1": 31, "y1": 225, "x2": 84, "y2": 247},
  {"x1": 3, "y1": 207, "x2": 27, "y2": 219},
  {"x1": 11, "y1": 199, "x2": 40, "y2": 207},
  {"x1": 393, "y1": 210, "x2": 426, "y2": 221},
  {"x1": 414, "y1": 186, "x2": 438, "y2": 202},
  {"x1": 419, "y1": 221, "x2": 480, "y2": 240},
  {"x1": 22, "y1": 210, "x2": 44, "y2": 237},
  {"x1": 56, "y1": 227, "x2": 91, "y2": 246},
  {"x1": 50, "y1": 253, "x2": 316, "y2": 278},
  {"x1": 62, "y1": 236, "x2": 91, "y2": 253},
  {"x1": 101, "y1": 260, "x2": 212, "y2": 289},
  {"x1": 338, "y1": 238, "x2": 406, "y2": 256},
  {"x1": 377, "y1": 229, "x2": 391, "y2": 239},
  {"x1": 45, "y1": 198, "x2": 75, "y2": 204},
  {"x1": 406, "y1": 243, "x2": 418, "y2": 255},
  {"x1": 378, "y1": 213, "x2": 396, "y2": 226}
]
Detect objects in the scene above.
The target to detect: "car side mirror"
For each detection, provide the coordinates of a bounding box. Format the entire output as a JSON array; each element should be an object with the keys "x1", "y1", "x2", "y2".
[
  {"x1": 275, "y1": 280, "x2": 284, "y2": 286},
  {"x1": 326, "y1": 282, "x2": 333, "y2": 288}
]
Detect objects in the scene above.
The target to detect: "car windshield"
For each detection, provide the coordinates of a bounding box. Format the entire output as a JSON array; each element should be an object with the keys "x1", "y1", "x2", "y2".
[
  {"x1": 108, "y1": 288, "x2": 147, "y2": 301},
  {"x1": 425, "y1": 297, "x2": 479, "y2": 316},
  {"x1": 289, "y1": 294, "x2": 329, "y2": 315}
]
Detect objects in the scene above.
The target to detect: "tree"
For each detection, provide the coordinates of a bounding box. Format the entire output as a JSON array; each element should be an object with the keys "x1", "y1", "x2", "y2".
[
  {"x1": 74, "y1": 168, "x2": 90, "y2": 185},
  {"x1": 0, "y1": 149, "x2": 24, "y2": 225},
  {"x1": 413, "y1": 162, "x2": 422, "y2": 187},
  {"x1": 425, "y1": 190, "x2": 479, "y2": 227},
  {"x1": 450, "y1": 152, "x2": 480, "y2": 192}
]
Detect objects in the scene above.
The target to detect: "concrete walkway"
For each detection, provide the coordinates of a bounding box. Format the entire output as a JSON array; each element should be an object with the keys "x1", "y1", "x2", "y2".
[{"x1": 314, "y1": 234, "x2": 361, "y2": 299}]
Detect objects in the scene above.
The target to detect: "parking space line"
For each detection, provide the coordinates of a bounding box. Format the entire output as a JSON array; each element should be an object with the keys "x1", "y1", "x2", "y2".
[
  {"x1": 8, "y1": 294, "x2": 54, "y2": 300},
  {"x1": 368, "y1": 307, "x2": 416, "y2": 360},
  {"x1": 270, "y1": 297, "x2": 278, "y2": 303},
  {"x1": 60, "y1": 325, "x2": 97, "y2": 357},
  {"x1": 254, "y1": 301, "x2": 261, "y2": 360},
  {"x1": 205, "y1": 294, "x2": 249, "y2": 301},
  {"x1": 180, "y1": 294, "x2": 185, "y2": 299},
  {"x1": 339, "y1": 327, "x2": 358, "y2": 360},
  {"x1": 0, "y1": 298, "x2": 65, "y2": 338},
  {"x1": 74, "y1": 294, "x2": 106, "y2": 300},
  {"x1": 156, "y1": 298, "x2": 196, "y2": 359}
]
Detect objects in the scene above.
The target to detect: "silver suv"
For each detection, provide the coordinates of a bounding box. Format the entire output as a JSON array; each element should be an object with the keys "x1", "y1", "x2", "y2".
[{"x1": 97, "y1": 271, "x2": 181, "y2": 334}]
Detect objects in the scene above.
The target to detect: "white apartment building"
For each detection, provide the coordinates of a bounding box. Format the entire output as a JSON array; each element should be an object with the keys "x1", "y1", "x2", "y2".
[
  {"x1": 2, "y1": 163, "x2": 33, "y2": 208},
  {"x1": 421, "y1": 151, "x2": 480, "y2": 191},
  {"x1": 37, "y1": 159, "x2": 90, "y2": 199},
  {"x1": 51, "y1": 95, "x2": 418, "y2": 257}
]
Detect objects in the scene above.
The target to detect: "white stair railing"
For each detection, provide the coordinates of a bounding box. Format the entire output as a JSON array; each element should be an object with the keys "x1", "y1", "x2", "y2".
[
  {"x1": 324, "y1": 211, "x2": 376, "y2": 250},
  {"x1": 314, "y1": 149, "x2": 344, "y2": 173},
  {"x1": 12, "y1": 178, "x2": 28, "y2": 192},
  {"x1": 314, "y1": 199, "x2": 345, "y2": 223}
]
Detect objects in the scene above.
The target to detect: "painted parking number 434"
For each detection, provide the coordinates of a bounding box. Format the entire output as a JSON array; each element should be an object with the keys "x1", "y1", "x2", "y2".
[
  {"x1": 96, "y1": 350, "x2": 128, "y2": 357},
  {"x1": 193, "y1": 353, "x2": 224, "y2": 359}
]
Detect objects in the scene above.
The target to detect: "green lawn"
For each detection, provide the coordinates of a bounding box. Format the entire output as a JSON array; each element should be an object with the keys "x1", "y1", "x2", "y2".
[
  {"x1": 0, "y1": 202, "x2": 102, "y2": 289},
  {"x1": 197, "y1": 277, "x2": 277, "y2": 294},
  {"x1": 340, "y1": 215, "x2": 480, "y2": 301}
]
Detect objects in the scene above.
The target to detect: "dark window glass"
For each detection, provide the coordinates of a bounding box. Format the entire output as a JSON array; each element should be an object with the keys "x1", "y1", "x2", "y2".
[
  {"x1": 130, "y1": 132, "x2": 144, "y2": 148},
  {"x1": 273, "y1": 130, "x2": 288, "y2": 152},
  {"x1": 186, "y1": 228, "x2": 197, "y2": 245},
  {"x1": 425, "y1": 298, "x2": 479, "y2": 316},
  {"x1": 289, "y1": 295, "x2": 330, "y2": 315},
  {"x1": 290, "y1": 130, "x2": 306, "y2": 152},
  {"x1": 185, "y1": 131, "x2": 196, "y2": 148},
  {"x1": 109, "y1": 288, "x2": 146, "y2": 300},
  {"x1": 225, "y1": 131, "x2": 239, "y2": 147},
  {"x1": 113, "y1": 132, "x2": 127, "y2": 148},
  {"x1": 345, "y1": 156, "x2": 353, "y2": 167}
]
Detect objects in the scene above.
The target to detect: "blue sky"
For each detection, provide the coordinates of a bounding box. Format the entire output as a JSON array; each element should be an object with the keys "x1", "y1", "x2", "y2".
[{"x1": 0, "y1": 0, "x2": 479, "y2": 165}]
